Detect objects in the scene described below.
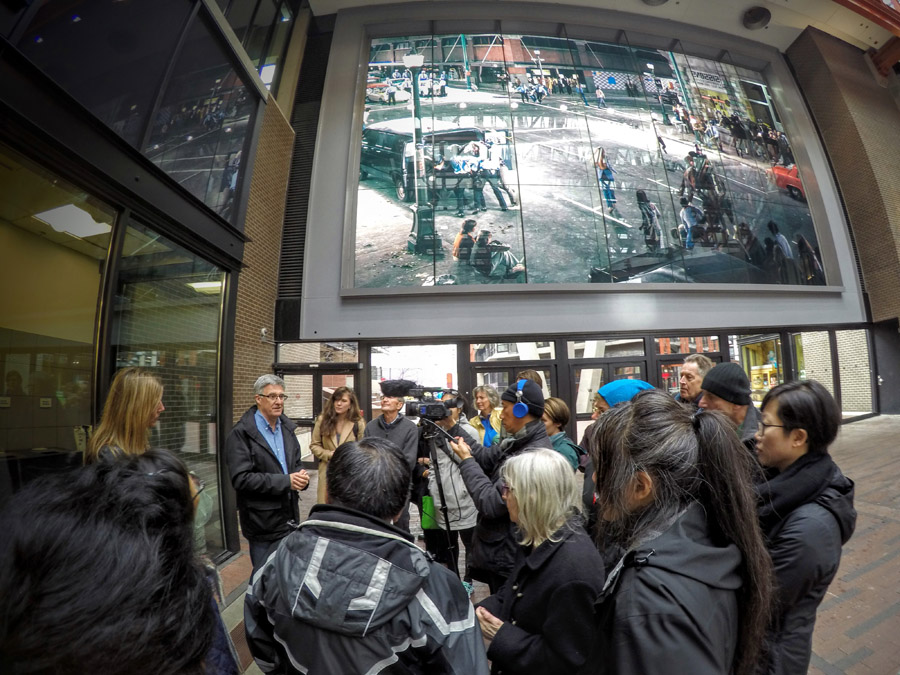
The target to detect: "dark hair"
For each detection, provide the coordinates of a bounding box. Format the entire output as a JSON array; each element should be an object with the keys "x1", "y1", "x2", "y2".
[
  {"x1": 461, "y1": 219, "x2": 477, "y2": 235},
  {"x1": 0, "y1": 449, "x2": 215, "y2": 675},
  {"x1": 590, "y1": 390, "x2": 773, "y2": 675},
  {"x1": 327, "y1": 438, "x2": 410, "y2": 520},
  {"x1": 635, "y1": 189, "x2": 649, "y2": 204},
  {"x1": 680, "y1": 196, "x2": 689, "y2": 206},
  {"x1": 319, "y1": 386, "x2": 363, "y2": 437},
  {"x1": 761, "y1": 380, "x2": 839, "y2": 455},
  {"x1": 767, "y1": 220, "x2": 780, "y2": 234}
]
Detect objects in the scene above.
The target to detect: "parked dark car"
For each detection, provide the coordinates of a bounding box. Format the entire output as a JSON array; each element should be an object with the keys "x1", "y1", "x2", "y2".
[{"x1": 359, "y1": 119, "x2": 511, "y2": 202}]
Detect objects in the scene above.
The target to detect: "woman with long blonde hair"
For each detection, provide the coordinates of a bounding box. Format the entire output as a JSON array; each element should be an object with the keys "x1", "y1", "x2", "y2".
[
  {"x1": 85, "y1": 367, "x2": 165, "y2": 464},
  {"x1": 309, "y1": 386, "x2": 365, "y2": 503}
]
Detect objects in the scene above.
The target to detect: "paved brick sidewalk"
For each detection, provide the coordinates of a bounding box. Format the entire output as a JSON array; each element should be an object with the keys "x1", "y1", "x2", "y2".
[{"x1": 808, "y1": 415, "x2": 900, "y2": 675}]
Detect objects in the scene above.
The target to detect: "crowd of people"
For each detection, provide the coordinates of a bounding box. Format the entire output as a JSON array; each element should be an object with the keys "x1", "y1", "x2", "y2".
[{"x1": 0, "y1": 362, "x2": 856, "y2": 675}]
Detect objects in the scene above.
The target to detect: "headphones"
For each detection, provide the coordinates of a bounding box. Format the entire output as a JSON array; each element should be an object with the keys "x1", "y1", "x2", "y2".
[{"x1": 512, "y1": 379, "x2": 530, "y2": 418}]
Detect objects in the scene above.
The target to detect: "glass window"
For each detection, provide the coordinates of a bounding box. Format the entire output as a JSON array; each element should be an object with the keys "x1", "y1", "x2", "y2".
[
  {"x1": 654, "y1": 336, "x2": 719, "y2": 354},
  {"x1": 15, "y1": 0, "x2": 194, "y2": 148},
  {"x1": 109, "y1": 220, "x2": 227, "y2": 557},
  {"x1": 574, "y1": 367, "x2": 605, "y2": 416},
  {"x1": 737, "y1": 336, "x2": 782, "y2": 404},
  {"x1": 225, "y1": 0, "x2": 256, "y2": 44},
  {"x1": 835, "y1": 330, "x2": 872, "y2": 417},
  {"x1": 278, "y1": 342, "x2": 360, "y2": 363},
  {"x1": 259, "y1": 2, "x2": 294, "y2": 93},
  {"x1": 143, "y1": 8, "x2": 256, "y2": 223},
  {"x1": 791, "y1": 331, "x2": 833, "y2": 396},
  {"x1": 281, "y1": 374, "x2": 314, "y2": 460},
  {"x1": 371, "y1": 344, "x2": 458, "y2": 417},
  {"x1": 475, "y1": 371, "x2": 509, "y2": 393},
  {"x1": 471, "y1": 342, "x2": 556, "y2": 361},
  {"x1": 567, "y1": 338, "x2": 644, "y2": 358},
  {"x1": 659, "y1": 363, "x2": 681, "y2": 397},
  {"x1": 0, "y1": 143, "x2": 115, "y2": 506},
  {"x1": 243, "y1": 0, "x2": 278, "y2": 67},
  {"x1": 354, "y1": 32, "x2": 824, "y2": 289}
]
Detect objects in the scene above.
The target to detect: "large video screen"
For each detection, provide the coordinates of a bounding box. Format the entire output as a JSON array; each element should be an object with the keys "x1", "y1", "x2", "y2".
[{"x1": 354, "y1": 33, "x2": 825, "y2": 288}]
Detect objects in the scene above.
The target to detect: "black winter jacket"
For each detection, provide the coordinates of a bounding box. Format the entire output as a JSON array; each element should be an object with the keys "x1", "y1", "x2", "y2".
[
  {"x1": 762, "y1": 462, "x2": 855, "y2": 675},
  {"x1": 458, "y1": 419, "x2": 553, "y2": 576},
  {"x1": 478, "y1": 521, "x2": 605, "y2": 675},
  {"x1": 244, "y1": 505, "x2": 490, "y2": 675},
  {"x1": 589, "y1": 503, "x2": 743, "y2": 675},
  {"x1": 224, "y1": 406, "x2": 304, "y2": 542}
]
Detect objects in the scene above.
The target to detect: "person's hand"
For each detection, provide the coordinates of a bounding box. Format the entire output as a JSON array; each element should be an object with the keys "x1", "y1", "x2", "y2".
[
  {"x1": 290, "y1": 470, "x2": 309, "y2": 491},
  {"x1": 476, "y1": 606, "x2": 504, "y2": 639},
  {"x1": 449, "y1": 437, "x2": 472, "y2": 461}
]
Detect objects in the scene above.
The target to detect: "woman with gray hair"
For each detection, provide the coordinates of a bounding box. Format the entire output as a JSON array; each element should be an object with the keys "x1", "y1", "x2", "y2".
[
  {"x1": 475, "y1": 449, "x2": 604, "y2": 674},
  {"x1": 587, "y1": 389, "x2": 774, "y2": 675},
  {"x1": 470, "y1": 384, "x2": 502, "y2": 447}
]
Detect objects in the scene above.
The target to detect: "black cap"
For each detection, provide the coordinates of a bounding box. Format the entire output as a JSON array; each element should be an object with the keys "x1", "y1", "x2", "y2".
[
  {"x1": 500, "y1": 379, "x2": 544, "y2": 418},
  {"x1": 379, "y1": 379, "x2": 416, "y2": 398},
  {"x1": 702, "y1": 363, "x2": 751, "y2": 406}
]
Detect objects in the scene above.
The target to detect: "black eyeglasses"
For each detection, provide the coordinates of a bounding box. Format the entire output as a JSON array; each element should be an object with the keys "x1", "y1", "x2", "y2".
[
  {"x1": 258, "y1": 393, "x2": 288, "y2": 401},
  {"x1": 757, "y1": 421, "x2": 786, "y2": 434}
]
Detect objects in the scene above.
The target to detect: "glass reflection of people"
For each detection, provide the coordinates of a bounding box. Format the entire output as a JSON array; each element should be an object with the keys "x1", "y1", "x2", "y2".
[
  {"x1": 471, "y1": 229, "x2": 525, "y2": 280},
  {"x1": 4, "y1": 370, "x2": 25, "y2": 397},
  {"x1": 84, "y1": 367, "x2": 165, "y2": 464},
  {"x1": 737, "y1": 222, "x2": 767, "y2": 268},
  {"x1": 636, "y1": 189, "x2": 666, "y2": 252},
  {"x1": 451, "y1": 219, "x2": 478, "y2": 263},
  {"x1": 594, "y1": 147, "x2": 620, "y2": 217},
  {"x1": 309, "y1": 386, "x2": 365, "y2": 504},
  {"x1": 795, "y1": 234, "x2": 825, "y2": 285}
]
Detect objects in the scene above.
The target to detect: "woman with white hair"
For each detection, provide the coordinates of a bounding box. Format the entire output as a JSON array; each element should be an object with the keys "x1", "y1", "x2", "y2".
[{"x1": 475, "y1": 449, "x2": 604, "y2": 674}]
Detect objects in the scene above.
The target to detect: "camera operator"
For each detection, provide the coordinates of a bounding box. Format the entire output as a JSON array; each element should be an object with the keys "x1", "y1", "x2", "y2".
[
  {"x1": 449, "y1": 380, "x2": 552, "y2": 592},
  {"x1": 418, "y1": 391, "x2": 478, "y2": 583}
]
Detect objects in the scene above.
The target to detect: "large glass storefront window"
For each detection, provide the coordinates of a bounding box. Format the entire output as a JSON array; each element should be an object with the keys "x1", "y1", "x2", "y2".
[
  {"x1": 353, "y1": 32, "x2": 825, "y2": 288},
  {"x1": 0, "y1": 143, "x2": 115, "y2": 507},
  {"x1": 108, "y1": 220, "x2": 228, "y2": 557},
  {"x1": 738, "y1": 335, "x2": 783, "y2": 403}
]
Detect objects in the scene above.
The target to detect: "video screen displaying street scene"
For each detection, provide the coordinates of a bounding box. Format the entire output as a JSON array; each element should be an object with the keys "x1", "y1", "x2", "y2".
[{"x1": 353, "y1": 33, "x2": 825, "y2": 288}]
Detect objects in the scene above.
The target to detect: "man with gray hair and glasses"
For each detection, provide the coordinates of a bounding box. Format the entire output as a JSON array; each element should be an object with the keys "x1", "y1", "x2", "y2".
[{"x1": 226, "y1": 374, "x2": 309, "y2": 572}]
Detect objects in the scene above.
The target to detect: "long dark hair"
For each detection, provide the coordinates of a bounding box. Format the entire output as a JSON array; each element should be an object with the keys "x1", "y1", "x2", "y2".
[
  {"x1": 590, "y1": 390, "x2": 773, "y2": 675},
  {"x1": 0, "y1": 449, "x2": 215, "y2": 674},
  {"x1": 319, "y1": 386, "x2": 363, "y2": 437}
]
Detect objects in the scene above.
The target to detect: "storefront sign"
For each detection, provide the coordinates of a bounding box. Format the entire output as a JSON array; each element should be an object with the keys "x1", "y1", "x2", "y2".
[{"x1": 690, "y1": 69, "x2": 727, "y2": 93}]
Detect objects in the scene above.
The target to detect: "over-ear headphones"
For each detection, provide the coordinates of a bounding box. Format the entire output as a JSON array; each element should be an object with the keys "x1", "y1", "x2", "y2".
[{"x1": 512, "y1": 379, "x2": 529, "y2": 418}]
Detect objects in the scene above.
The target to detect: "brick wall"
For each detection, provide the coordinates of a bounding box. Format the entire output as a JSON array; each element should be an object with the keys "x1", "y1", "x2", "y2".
[
  {"x1": 786, "y1": 28, "x2": 900, "y2": 323},
  {"x1": 800, "y1": 331, "x2": 834, "y2": 396},
  {"x1": 231, "y1": 95, "x2": 295, "y2": 424},
  {"x1": 836, "y1": 329, "x2": 873, "y2": 413}
]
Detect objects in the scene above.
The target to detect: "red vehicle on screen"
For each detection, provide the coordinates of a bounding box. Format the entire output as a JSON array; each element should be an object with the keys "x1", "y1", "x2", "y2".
[{"x1": 768, "y1": 164, "x2": 805, "y2": 200}]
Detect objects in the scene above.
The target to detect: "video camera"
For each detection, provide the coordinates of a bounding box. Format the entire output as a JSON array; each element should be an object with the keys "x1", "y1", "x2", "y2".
[{"x1": 404, "y1": 386, "x2": 456, "y2": 421}]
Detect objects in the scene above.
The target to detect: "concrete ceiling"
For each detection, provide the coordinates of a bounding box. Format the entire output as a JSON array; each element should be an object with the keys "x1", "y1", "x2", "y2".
[{"x1": 307, "y1": 0, "x2": 894, "y2": 52}]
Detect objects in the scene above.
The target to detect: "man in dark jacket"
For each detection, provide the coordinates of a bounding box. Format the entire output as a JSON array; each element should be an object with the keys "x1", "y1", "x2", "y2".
[
  {"x1": 450, "y1": 379, "x2": 553, "y2": 591},
  {"x1": 698, "y1": 361, "x2": 762, "y2": 451},
  {"x1": 244, "y1": 437, "x2": 489, "y2": 675},
  {"x1": 364, "y1": 379, "x2": 420, "y2": 532},
  {"x1": 225, "y1": 374, "x2": 309, "y2": 573}
]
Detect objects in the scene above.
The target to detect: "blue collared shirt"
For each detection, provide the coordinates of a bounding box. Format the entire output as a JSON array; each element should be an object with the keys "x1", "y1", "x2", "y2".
[{"x1": 254, "y1": 409, "x2": 288, "y2": 474}]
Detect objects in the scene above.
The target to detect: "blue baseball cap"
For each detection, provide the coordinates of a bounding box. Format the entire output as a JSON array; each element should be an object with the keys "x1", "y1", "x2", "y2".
[{"x1": 597, "y1": 379, "x2": 654, "y2": 407}]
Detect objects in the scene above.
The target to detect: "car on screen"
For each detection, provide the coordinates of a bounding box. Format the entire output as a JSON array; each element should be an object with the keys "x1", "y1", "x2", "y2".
[
  {"x1": 767, "y1": 164, "x2": 805, "y2": 200},
  {"x1": 359, "y1": 119, "x2": 512, "y2": 202},
  {"x1": 365, "y1": 79, "x2": 412, "y2": 104}
]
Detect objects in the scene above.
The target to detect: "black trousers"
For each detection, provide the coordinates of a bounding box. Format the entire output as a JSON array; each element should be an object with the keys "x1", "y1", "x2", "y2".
[{"x1": 424, "y1": 526, "x2": 474, "y2": 578}]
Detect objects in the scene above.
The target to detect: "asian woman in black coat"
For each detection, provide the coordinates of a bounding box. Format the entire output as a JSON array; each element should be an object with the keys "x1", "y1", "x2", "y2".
[{"x1": 475, "y1": 449, "x2": 604, "y2": 675}]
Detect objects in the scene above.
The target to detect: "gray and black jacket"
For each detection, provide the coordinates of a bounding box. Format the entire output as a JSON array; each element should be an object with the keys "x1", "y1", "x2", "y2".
[{"x1": 244, "y1": 504, "x2": 489, "y2": 675}]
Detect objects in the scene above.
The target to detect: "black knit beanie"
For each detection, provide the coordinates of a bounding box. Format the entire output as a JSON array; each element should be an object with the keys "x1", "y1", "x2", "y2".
[
  {"x1": 500, "y1": 379, "x2": 545, "y2": 419},
  {"x1": 701, "y1": 362, "x2": 752, "y2": 405}
]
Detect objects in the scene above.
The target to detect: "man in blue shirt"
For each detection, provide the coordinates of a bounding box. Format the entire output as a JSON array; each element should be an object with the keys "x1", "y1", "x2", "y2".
[{"x1": 225, "y1": 374, "x2": 309, "y2": 572}]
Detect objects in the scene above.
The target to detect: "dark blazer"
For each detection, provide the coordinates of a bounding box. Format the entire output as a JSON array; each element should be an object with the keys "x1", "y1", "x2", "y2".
[
  {"x1": 225, "y1": 406, "x2": 304, "y2": 542},
  {"x1": 478, "y1": 521, "x2": 605, "y2": 675}
]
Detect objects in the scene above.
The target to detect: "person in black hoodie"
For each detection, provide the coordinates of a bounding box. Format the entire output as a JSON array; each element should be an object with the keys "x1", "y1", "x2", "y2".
[
  {"x1": 754, "y1": 380, "x2": 855, "y2": 675},
  {"x1": 587, "y1": 390, "x2": 774, "y2": 675},
  {"x1": 450, "y1": 379, "x2": 553, "y2": 592}
]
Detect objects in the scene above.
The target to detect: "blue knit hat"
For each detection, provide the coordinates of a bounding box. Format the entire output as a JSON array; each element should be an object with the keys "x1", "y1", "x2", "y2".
[{"x1": 597, "y1": 379, "x2": 654, "y2": 407}]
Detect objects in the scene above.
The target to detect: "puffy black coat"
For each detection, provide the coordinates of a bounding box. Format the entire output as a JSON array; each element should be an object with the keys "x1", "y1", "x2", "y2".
[
  {"x1": 762, "y1": 463, "x2": 856, "y2": 675},
  {"x1": 458, "y1": 419, "x2": 553, "y2": 576},
  {"x1": 589, "y1": 503, "x2": 744, "y2": 675},
  {"x1": 478, "y1": 521, "x2": 605, "y2": 674},
  {"x1": 224, "y1": 406, "x2": 304, "y2": 542}
]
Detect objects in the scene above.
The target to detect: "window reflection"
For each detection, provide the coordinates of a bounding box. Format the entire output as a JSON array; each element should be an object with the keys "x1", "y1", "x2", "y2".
[
  {"x1": 0, "y1": 143, "x2": 115, "y2": 505},
  {"x1": 110, "y1": 220, "x2": 228, "y2": 557},
  {"x1": 354, "y1": 31, "x2": 824, "y2": 288},
  {"x1": 143, "y1": 10, "x2": 253, "y2": 222}
]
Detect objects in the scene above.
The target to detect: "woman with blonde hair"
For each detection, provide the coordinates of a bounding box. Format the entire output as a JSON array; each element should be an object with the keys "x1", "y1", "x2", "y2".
[
  {"x1": 475, "y1": 448, "x2": 604, "y2": 674},
  {"x1": 309, "y1": 386, "x2": 365, "y2": 503},
  {"x1": 85, "y1": 367, "x2": 164, "y2": 464},
  {"x1": 470, "y1": 384, "x2": 502, "y2": 447}
]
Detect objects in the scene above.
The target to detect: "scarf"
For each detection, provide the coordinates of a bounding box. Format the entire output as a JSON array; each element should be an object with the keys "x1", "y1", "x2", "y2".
[{"x1": 756, "y1": 451, "x2": 836, "y2": 534}]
